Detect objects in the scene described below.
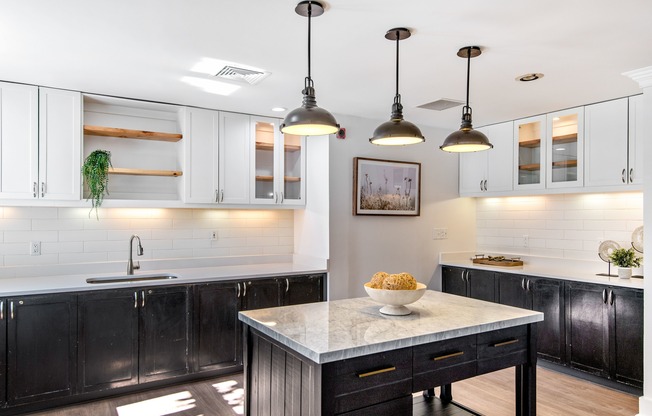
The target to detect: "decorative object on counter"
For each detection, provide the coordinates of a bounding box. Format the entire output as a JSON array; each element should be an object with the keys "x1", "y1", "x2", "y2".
[
  {"x1": 280, "y1": 1, "x2": 339, "y2": 136},
  {"x1": 440, "y1": 46, "x2": 493, "y2": 153},
  {"x1": 82, "y1": 149, "x2": 112, "y2": 219},
  {"x1": 597, "y1": 240, "x2": 620, "y2": 277},
  {"x1": 631, "y1": 226, "x2": 644, "y2": 253},
  {"x1": 353, "y1": 157, "x2": 421, "y2": 216},
  {"x1": 364, "y1": 282, "x2": 426, "y2": 315},
  {"x1": 368, "y1": 271, "x2": 417, "y2": 290},
  {"x1": 369, "y1": 27, "x2": 425, "y2": 146},
  {"x1": 472, "y1": 254, "x2": 524, "y2": 267},
  {"x1": 609, "y1": 247, "x2": 642, "y2": 279}
]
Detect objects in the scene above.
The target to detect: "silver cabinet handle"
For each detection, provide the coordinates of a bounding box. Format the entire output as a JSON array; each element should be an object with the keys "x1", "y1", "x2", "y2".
[
  {"x1": 134, "y1": 292, "x2": 138, "y2": 308},
  {"x1": 526, "y1": 279, "x2": 531, "y2": 291},
  {"x1": 0, "y1": 300, "x2": 3, "y2": 320},
  {"x1": 479, "y1": 180, "x2": 483, "y2": 191},
  {"x1": 41, "y1": 182, "x2": 45, "y2": 197},
  {"x1": 280, "y1": 192, "x2": 284, "y2": 203},
  {"x1": 521, "y1": 278, "x2": 525, "y2": 291},
  {"x1": 629, "y1": 168, "x2": 634, "y2": 183},
  {"x1": 285, "y1": 278, "x2": 290, "y2": 293},
  {"x1": 215, "y1": 189, "x2": 219, "y2": 203},
  {"x1": 220, "y1": 190, "x2": 224, "y2": 202},
  {"x1": 33, "y1": 182, "x2": 37, "y2": 198},
  {"x1": 141, "y1": 290, "x2": 145, "y2": 307},
  {"x1": 236, "y1": 282, "x2": 241, "y2": 298},
  {"x1": 622, "y1": 169, "x2": 626, "y2": 183},
  {"x1": 602, "y1": 288, "x2": 607, "y2": 304},
  {"x1": 10, "y1": 301, "x2": 14, "y2": 320},
  {"x1": 483, "y1": 180, "x2": 488, "y2": 191},
  {"x1": 608, "y1": 290, "x2": 614, "y2": 306},
  {"x1": 243, "y1": 282, "x2": 247, "y2": 297}
]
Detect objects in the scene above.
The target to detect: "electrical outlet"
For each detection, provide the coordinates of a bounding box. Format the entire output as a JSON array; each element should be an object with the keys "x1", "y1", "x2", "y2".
[
  {"x1": 211, "y1": 231, "x2": 218, "y2": 241},
  {"x1": 30, "y1": 241, "x2": 41, "y2": 256},
  {"x1": 522, "y1": 235, "x2": 529, "y2": 248},
  {"x1": 433, "y1": 228, "x2": 448, "y2": 240}
]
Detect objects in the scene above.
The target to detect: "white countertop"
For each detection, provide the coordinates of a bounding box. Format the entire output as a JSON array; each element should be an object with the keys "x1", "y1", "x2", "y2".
[
  {"x1": 238, "y1": 290, "x2": 543, "y2": 364},
  {"x1": 440, "y1": 252, "x2": 644, "y2": 290},
  {"x1": 0, "y1": 261, "x2": 327, "y2": 296}
]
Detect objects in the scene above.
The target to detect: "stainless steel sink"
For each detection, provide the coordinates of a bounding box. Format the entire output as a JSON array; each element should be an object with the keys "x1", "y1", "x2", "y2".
[{"x1": 86, "y1": 273, "x2": 179, "y2": 284}]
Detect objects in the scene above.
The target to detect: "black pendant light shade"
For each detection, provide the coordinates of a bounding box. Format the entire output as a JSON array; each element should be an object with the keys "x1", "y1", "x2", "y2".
[
  {"x1": 281, "y1": 1, "x2": 339, "y2": 136},
  {"x1": 440, "y1": 46, "x2": 493, "y2": 152},
  {"x1": 369, "y1": 28, "x2": 425, "y2": 146}
]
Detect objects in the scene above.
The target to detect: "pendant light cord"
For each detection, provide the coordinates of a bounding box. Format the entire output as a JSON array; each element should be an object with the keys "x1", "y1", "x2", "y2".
[
  {"x1": 395, "y1": 30, "x2": 400, "y2": 103},
  {"x1": 306, "y1": 1, "x2": 312, "y2": 86},
  {"x1": 465, "y1": 46, "x2": 471, "y2": 112}
]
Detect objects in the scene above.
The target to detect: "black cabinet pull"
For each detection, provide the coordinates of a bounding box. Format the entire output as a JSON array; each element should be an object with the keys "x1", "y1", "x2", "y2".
[
  {"x1": 493, "y1": 339, "x2": 519, "y2": 348},
  {"x1": 357, "y1": 366, "x2": 396, "y2": 378},
  {"x1": 434, "y1": 351, "x2": 464, "y2": 361}
]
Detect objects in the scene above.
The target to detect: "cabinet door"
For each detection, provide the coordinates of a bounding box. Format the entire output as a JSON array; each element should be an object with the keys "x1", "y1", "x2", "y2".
[
  {"x1": 628, "y1": 95, "x2": 645, "y2": 185},
  {"x1": 531, "y1": 277, "x2": 564, "y2": 363},
  {"x1": 242, "y1": 278, "x2": 282, "y2": 311},
  {"x1": 251, "y1": 117, "x2": 280, "y2": 204},
  {"x1": 609, "y1": 287, "x2": 643, "y2": 388},
  {"x1": 6, "y1": 293, "x2": 77, "y2": 406},
  {"x1": 565, "y1": 282, "x2": 608, "y2": 376},
  {"x1": 282, "y1": 274, "x2": 325, "y2": 306},
  {"x1": 467, "y1": 269, "x2": 496, "y2": 302},
  {"x1": 219, "y1": 111, "x2": 250, "y2": 204},
  {"x1": 0, "y1": 299, "x2": 6, "y2": 406},
  {"x1": 280, "y1": 132, "x2": 306, "y2": 205},
  {"x1": 546, "y1": 107, "x2": 583, "y2": 188},
  {"x1": 183, "y1": 107, "x2": 219, "y2": 203},
  {"x1": 497, "y1": 273, "x2": 530, "y2": 309},
  {"x1": 194, "y1": 282, "x2": 242, "y2": 372},
  {"x1": 459, "y1": 150, "x2": 486, "y2": 195},
  {"x1": 441, "y1": 267, "x2": 467, "y2": 297},
  {"x1": 483, "y1": 121, "x2": 514, "y2": 193},
  {"x1": 78, "y1": 289, "x2": 139, "y2": 393},
  {"x1": 584, "y1": 98, "x2": 629, "y2": 187},
  {"x1": 139, "y1": 286, "x2": 191, "y2": 383},
  {"x1": 38, "y1": 88, "x2": 82, "y2": 200},
  {"x1": 514, "y1": 115, "x2": 546, "y2": 191},
  {"x1": 0, "y1": 82, "x2": 39, "y2": 200}
]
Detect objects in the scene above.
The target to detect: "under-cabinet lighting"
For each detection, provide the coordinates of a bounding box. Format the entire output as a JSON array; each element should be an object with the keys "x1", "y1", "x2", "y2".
[{"x1": 181, "y1": 76, "x2": 240, "y2": 96}]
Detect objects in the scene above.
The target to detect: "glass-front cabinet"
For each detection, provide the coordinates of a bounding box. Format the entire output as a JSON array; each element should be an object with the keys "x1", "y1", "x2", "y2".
[
  {"x1": 546, "y1": 107, "x2": 583, "y2": 188},
  {"x1": 514, "y1": 115, "x2": 546, "y2": 190},
  {"x1": 251, "y1": 117, "x2": 305, "y2": 205}
]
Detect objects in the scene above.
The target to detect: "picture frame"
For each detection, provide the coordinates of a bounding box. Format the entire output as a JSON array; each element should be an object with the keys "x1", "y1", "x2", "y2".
[{"x1": 353, "y1": 157, "x2": 421, "y2": 216}]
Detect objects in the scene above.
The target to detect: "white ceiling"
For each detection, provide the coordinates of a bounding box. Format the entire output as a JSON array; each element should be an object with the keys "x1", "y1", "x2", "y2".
[{"x1": 3, "y1": 0, "x2": 651, "y2": 132}]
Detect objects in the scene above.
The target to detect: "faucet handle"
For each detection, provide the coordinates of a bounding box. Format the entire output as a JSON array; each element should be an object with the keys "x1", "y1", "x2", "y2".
[{"x1": 134, "y1": 261, "x2": 140, "y2": 271}]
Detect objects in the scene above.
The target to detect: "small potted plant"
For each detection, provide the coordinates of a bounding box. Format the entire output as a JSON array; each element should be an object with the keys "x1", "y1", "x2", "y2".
[
  {"x1": 609, "y1": 247, "x2": 642, "y2": 279},
  {"x1": 82, "y1": 149, "x2": 112, "y2": 219}
]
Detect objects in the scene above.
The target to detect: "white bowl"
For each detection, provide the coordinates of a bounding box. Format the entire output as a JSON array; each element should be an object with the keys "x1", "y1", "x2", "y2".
[{"x1": 364, "y1": 282, "x2": 427, "y2": 315}]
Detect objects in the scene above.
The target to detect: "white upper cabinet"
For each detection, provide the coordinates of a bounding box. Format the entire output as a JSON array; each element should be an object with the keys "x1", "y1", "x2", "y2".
[
  {"x1": 584, "y1": 98, "x2": 629, "y2": 188},
  {"x1": 546, "y1": 107, "x2": 583, "y2": 189},
  {"x1": 218, "y1": 112, "x2": 251, "y2": 204},
  {"x1": 514, "y1": 115, "x2": 546, "y2": 191},
  {"x1": 182, "y1": 107, "x2": 219, "y2": 203},
  {"x1": 459, "y1": 121, "x2": 513, "y2": 196},
  {"x1": 628, "y1": 95, "x2": 645, "y2": 185},
  {"x1": 0, "y1": 84, "x2": 81, "y2": 201}
]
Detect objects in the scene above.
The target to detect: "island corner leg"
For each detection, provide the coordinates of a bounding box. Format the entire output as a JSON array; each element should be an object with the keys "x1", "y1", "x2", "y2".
[{"x1": 516, "y1": 323, "x2": 538, "y2": 416}]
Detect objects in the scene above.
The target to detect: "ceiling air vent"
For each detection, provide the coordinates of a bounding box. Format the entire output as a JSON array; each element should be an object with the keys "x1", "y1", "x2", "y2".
[
  {"x1": 215, "y1": 66, "x2": 270, "y2": 85},
  {"x1": 417, "y1": 99, "x2": 464, "y2": 111}
]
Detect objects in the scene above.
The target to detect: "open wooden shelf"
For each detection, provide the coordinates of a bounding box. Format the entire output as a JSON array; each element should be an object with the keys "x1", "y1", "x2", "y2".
[
  {"x1": 552, "y1": 160, "x2": 577, "y2": 168},
  {"x1": 84, "y1": 125, "x2": 183, "y2": 142},
  {"x1": 255, "y1": 142, "x2": 301, "y2": 152},
  {"x1": 255, "y1": 175, "x2": 301, "y2": 182},
  {"x1": 552, "y1": 133, "x2": 577, "y2": 144},
  {"x1": 519, "y1": 164, "x2": 541, "y2": 172},
  {"x1": 109, "y1": 167, "x2": 183, "y2": 177},
  {"x1": 519, "y1": 139, "x2": 541, "y2": 148}
]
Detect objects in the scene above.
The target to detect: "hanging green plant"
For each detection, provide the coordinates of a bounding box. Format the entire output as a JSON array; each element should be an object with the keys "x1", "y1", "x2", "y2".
[{"x1": 82, "y1": 149, "x2": 112, "y2": 218}]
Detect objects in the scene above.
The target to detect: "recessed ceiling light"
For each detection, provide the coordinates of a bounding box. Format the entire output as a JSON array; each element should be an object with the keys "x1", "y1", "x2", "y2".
[
  {"x1": 516, "y1": 73, "x2": 544, "y2": 82},
  {"x1": 272, "y1": 107, "x2": 286, "y2": 112}
]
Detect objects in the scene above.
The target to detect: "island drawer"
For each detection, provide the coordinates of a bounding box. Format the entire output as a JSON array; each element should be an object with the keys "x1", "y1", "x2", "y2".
[
  {"x1": 477, "y1": 326, "x2": 528, "y2": 373},
  {"x1": 412, "y1": 334, "x2": 477, "y2": 390}
]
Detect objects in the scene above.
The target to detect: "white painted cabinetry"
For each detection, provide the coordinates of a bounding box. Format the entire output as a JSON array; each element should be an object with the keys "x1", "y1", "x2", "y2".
[
  {"x1": 183, "y1": 107, "x2": 219, "y2": 203},
  {"x1": 0, "y1": 83, "x2": 81, "y2": 200},
  {"x1": 628, "y1": 95, "x2": 644, "y2": 186},
  {"x1": 545, "y1": 107, "x2": 583, "y2": 189},
  {"x1": 514, "y1": 115, "x2": 546, "y2": 191},
  {"x1": 459, "y1": 121, "x2": 513, "y2": 196},
  {"x1": 218, "y1": 112, "x2": 250, "y2": 204}
]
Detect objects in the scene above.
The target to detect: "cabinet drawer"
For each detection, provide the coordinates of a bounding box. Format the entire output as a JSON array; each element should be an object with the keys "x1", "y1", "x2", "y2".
[
  {"x1": 477, "y1": 326, "x2": 528, "y2": 374},
  {"x1": 338, "y1": 394, "x2": 413, "y2": 416},
  {"x1": 412, "y1": 335, "x2": 477, "y2": 390},
  {"x1": 324, "y1": 348, "x2": 412, "y2": 414}
]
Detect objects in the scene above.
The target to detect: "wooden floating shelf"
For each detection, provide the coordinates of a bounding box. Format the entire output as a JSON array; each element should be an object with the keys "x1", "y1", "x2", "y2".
[
  {"x1": 519, "y1": 164, "x2": 541, "y2": 172},
  {"x1": 255, "y1": 175, "x2": 301, "y2": 182},
  {"x1": 519, "y1": 139, "x2": 541, "y2": 148},
  {"x1": 255, "y1": 142, "x2": 301, "y2": 152},
  {"x1": 109, "y1": 168, "x2": 183, "y2": 177},
  {"x1": 552, "y1": 133, "x2": 577, "y2": 144},
  {"x1": 552, "y1": 160, "x2": 577, "y2": 168},
  {"x1": 84, "y1": 125, "x2": 183, "y2": 142}
]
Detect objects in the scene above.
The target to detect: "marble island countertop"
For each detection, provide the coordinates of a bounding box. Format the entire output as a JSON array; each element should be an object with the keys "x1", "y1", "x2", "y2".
[{"x1": 238, "y1": 290, "x2": 543, "y2": 364}]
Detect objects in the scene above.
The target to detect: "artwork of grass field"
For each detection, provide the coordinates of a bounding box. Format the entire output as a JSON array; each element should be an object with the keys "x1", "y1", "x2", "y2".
[{"x1": 358, "y1": 162, "x2": 417, "y2": 211}]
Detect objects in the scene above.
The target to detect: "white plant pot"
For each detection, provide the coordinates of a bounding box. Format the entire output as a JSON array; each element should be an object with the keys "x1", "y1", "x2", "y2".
[{"x1": 618, "y1": 267, "x2": 632, "y2": 279}]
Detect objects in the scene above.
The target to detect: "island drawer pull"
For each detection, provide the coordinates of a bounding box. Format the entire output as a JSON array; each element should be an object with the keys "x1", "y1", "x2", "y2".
[
  {"x1": 357, "y1": 366, "x2": 396, "y2": 378},
  {"x1": 434, "y1": 351, "x2": 464, "y2": 361},
  {"x1": 493, "y1": 339, "x2": 519, "y2": 348}
]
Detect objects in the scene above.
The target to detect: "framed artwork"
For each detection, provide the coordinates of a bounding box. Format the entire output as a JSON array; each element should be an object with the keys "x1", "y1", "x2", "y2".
[{"x1": 353, "y1": 157, "x2": 421, "y2": 216}]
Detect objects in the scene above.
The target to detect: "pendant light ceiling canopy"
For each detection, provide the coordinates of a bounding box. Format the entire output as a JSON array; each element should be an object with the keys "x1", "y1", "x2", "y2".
[
  {"x1": 440, "y1": 46, "x2": 493, "y2": 153},
  {"x1": 280, "y1": 1, "x2": 339, "y2": 136},
  {"x1": 369, "y1": 28, "x2": 425, "y2": 146}
]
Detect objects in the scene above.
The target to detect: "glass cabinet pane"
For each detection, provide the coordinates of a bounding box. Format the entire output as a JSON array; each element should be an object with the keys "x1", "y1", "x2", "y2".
[
  {"x1": 550, "y1": 113, "x2": 578, "y2": 184},
  {"x1": 254, "y1": 121, "x2": 276, "y2": 201},
  {"x1": 282, "y1": 133, "x2": 302, "y2": 201},
  {"x1": 517, "y1": 119, "x2": 542, "y2": 186}
]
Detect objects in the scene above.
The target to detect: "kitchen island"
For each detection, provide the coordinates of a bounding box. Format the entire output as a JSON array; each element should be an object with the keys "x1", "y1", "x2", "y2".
[{"x1": 239, "y1": 290, "x2": 544, "y2": 415}]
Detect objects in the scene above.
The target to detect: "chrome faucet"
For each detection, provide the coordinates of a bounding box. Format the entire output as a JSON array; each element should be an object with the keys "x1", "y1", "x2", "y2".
[{"x1": 127, "y1": 234, "x2": 144, "y2": 275}]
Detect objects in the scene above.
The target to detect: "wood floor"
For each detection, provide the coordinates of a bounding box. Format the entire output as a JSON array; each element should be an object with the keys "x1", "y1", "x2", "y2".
[{"x1": 25, "y1": 366, "x2": 638, "y2": 416}]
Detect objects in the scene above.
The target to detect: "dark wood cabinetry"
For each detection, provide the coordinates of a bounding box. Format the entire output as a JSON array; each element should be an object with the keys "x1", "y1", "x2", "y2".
[
  {"x1": 241, "y1": 278, "x2": 282, "y2": 311},
  {"x1": 282, "y1": 274, "x2": 325, "y2": 305},
  {"x1": 610, "y1": 287, "x2": 643, "y2": 387},
  {"x1": 442, "y1": 266, "x2": 496, "y2": 302},
  {"x1": 6, "y1": 293, "x2": 77, "y2": 406},
  {"x1": 0, "y1": 300, "x2": 5, "y2": 407}
]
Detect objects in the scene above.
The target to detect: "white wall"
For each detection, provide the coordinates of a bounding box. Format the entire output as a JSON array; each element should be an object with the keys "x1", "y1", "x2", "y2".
[
  {"x1": 0, "y1": 207, "x2": 293, "y2": 274},
  {"x1": 328, "y1": 113, "x2": 476, "y2": 300}
]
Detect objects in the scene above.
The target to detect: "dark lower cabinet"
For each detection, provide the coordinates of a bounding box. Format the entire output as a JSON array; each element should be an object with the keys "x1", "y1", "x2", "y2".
[
  {"x1": 194, "y1": 282, "x2": 242, "y2": 373},
  {"x1": 0, "y1": 299, "x2": 6, "y2": 407},
  {"x1": 442, "y1": 267, "x2": 467, "y2": 297},
  {"x1": 78, "y1": 289, "x2": 139, "y2": 393},
  {"x1": 6, "y1": 293, "x2": 77, "y2": 406},
  {"x1": 442, "y1": 266, "x2": 496, "y2": 302},
  {"x1": 139, "y1": 286, "x2": 191, "y2": 383},
  {"x1": 282, "y1": 274, "x2": 325, "y2": 305},
  {"x1": 242, "y1": 278, "x2": 282, "y2": 311},
  {"x1": 497, "y1": 273, "x2": 530, "y2": 309},
  {"x1": 609, "y1": 287, "x2": 643, "y2": 387}
]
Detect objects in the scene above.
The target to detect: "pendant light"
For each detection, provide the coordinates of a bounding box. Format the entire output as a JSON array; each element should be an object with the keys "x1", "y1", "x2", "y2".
[
  {"x1": 440, "y1": 46, "x2": 493, "y2": 152},
  {"x1": 369, "y1": 28, "x2": 425, "y2": 146},
  {"x1": 280, "y1": 1, "x2": 339, "y2": 136}
]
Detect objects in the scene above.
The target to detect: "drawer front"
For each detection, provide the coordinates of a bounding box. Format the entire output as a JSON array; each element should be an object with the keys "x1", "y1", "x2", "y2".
[
  {"x1": 477, "y1": 325, "x2": 528, "y2": 374},
  {"x1": 413, "y1": 334, "x2": 476, "y2": 374},
  {"x1": 338, "y1": 394, "x2": 413, "y2": 416}
]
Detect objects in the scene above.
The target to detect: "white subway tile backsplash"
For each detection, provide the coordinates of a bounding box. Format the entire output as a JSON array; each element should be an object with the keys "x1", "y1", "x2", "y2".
[
  {"x1": 4, "y1": 230, "x2": 58, "y2": 242},
  {"x1": 0, "y1": 219, "x2": 31, "y2": 231}
]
